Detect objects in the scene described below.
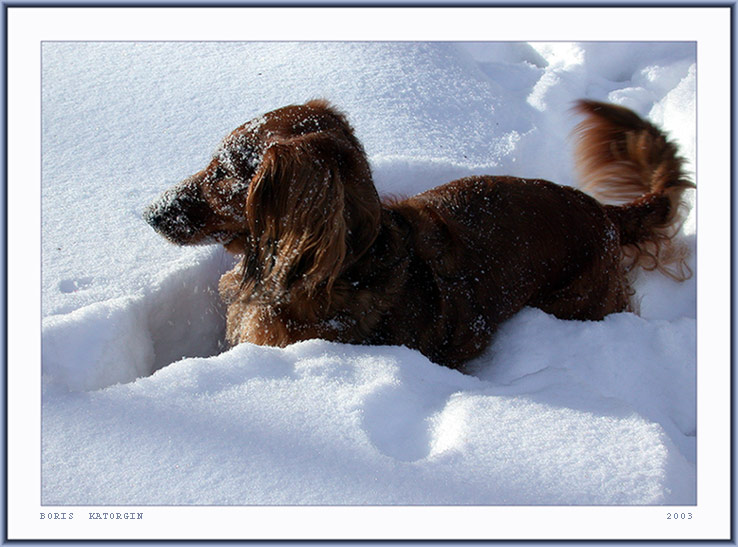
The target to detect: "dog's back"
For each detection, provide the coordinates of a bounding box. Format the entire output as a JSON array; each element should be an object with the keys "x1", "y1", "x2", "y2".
[
  {"x1": 378, "y1": 102, "x2": 693, "y2": 369},
  {"x1": 383, "y1": 175, "x2": 628, "y2": 368}
]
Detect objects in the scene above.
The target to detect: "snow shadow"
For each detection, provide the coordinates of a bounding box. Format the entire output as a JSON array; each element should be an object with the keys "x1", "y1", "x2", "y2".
[{"x1": 145, "y1": 251, "x2": 231, "y2": 374}]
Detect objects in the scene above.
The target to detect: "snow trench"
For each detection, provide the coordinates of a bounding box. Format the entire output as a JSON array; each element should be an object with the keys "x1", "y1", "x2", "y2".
[{"x1": 42, "y1": 247, "x2": 233, "y2": 392}]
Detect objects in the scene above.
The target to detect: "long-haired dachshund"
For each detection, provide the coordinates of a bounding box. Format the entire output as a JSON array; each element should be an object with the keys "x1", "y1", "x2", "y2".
[{"x1": 145, "y1": 99, "x2": 693, "y2": 371}]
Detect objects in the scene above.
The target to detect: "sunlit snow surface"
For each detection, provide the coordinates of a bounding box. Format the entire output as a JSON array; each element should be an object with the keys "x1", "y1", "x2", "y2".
[{"x1": 41, "y1": 42, "x2": 696, "y2": 505}]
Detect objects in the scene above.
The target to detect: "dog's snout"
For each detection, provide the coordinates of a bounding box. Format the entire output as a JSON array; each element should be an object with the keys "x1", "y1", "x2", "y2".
[
  {"x1": 143, "y1": 204, "x2": 164, "y2": 229},
  {"x1": 144, "y1": 181, "x2": 213, "y2": 245},
  {"x1": 143, "y1": 195, "x2": 181, "y2": 233}
]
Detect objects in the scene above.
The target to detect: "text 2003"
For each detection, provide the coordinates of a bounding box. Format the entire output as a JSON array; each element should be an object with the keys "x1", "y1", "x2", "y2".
[{"x1": 667, "y1": 513, "x2": 693, "y2": 520}]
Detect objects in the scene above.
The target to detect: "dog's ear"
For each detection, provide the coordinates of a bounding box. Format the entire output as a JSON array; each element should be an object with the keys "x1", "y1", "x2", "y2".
[{"x1": 244, "y1": 132, "x2": 351, "y2": 298}]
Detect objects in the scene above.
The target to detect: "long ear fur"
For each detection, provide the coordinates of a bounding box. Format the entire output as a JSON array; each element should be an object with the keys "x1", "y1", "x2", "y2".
[{"x1": 243, "y1": 132, "x2": 349, "y2": 299}]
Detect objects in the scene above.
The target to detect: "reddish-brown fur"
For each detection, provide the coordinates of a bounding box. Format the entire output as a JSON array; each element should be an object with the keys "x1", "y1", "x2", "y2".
[{"x1": 145, "y1": 99, "x2": 694, "y2": 372}]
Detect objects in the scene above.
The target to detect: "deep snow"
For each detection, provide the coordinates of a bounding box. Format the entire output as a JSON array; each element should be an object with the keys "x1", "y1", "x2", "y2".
[{"x1": 39, "y1": 40, "x2": 697, "y2": 511}]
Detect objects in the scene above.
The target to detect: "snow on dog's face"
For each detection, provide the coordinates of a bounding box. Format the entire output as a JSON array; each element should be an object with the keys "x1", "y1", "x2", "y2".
[
  {"x1": 144, "y1": 99, "x2": 380, "y2": 258},
  {"x1": 144, "y1": 113, "x2": 266, "y2": 252},
  {"x1": 144, "y1": 147, "x2": 256, "y2": 252}
]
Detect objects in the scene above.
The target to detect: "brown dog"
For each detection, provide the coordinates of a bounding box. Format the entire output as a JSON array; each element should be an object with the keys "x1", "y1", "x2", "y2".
[{"x1": 145, "y1": 100, "x2": 693, "y2": 371}]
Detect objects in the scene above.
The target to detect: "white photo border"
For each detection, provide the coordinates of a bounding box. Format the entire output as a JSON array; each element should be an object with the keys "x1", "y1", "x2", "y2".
[{"x1": 6, "y1": 5, "x2": 732, "y2": 541}]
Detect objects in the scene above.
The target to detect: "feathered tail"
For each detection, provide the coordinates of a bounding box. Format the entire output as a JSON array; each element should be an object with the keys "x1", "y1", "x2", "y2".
[{"x1": 573, "y1": 99, "x2": 695, "y2": 281}]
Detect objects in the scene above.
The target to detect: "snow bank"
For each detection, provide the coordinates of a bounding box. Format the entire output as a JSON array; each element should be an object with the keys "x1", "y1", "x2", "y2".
[
  {"x1": 43, "y1": 339, "x2": 694, "y2": 506},
  {"x1": 40, "y1": 41, "x2": 697, "y2": 506}
]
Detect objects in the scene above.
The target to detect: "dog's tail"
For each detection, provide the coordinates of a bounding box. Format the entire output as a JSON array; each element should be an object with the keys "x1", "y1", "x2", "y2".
[{"x1": 573, "y1": 99, "x2": 695, "y2": 280}]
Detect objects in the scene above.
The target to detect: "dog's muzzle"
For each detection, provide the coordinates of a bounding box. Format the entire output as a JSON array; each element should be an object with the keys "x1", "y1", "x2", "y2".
[{"x1": 144, "y1": 182, "x2": 209, "y2": 245}]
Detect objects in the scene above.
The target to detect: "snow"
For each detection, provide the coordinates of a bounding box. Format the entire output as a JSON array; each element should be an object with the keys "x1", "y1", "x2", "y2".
[{"x1": 40, "y1": 40, "x2": 697, "y2": 512}]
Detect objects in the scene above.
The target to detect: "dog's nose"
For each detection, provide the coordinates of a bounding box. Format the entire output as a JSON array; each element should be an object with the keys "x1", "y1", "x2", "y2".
[{"x1": 143, "y1": 205, "x2": 163, "y2": 229}]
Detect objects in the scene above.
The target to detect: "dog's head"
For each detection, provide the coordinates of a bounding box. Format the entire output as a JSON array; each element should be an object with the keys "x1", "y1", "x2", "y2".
[{"x1": 145, "y1": 100, "x2": 381, "y2": 295}]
